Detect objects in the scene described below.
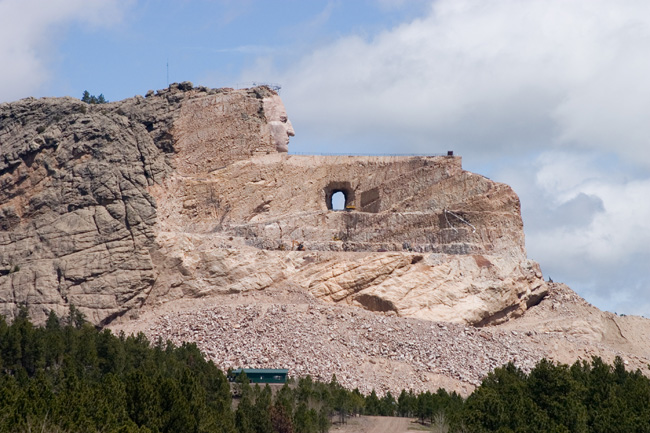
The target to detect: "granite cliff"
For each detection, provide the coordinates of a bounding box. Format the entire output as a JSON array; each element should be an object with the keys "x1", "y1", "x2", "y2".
[
  {"x1": 5, "y1": 83, "x2": 650, "y2": 396},
  {"x1": 0, "y1": 83, "x2": 546, "y2": 325}
]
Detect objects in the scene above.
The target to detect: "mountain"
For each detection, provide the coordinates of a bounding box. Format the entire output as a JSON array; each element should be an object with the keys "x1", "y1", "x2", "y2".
[{"x1": 2, "y1": 83, "x2": 648, "y2": 394}]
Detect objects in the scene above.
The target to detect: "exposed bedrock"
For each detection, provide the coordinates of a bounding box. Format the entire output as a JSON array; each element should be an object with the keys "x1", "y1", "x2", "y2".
[{"x1": 0, "y1": 83, "x2": 546, "y2": 325}]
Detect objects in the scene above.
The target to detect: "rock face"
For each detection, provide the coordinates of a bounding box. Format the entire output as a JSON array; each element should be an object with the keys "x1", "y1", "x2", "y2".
[
  {"x1": 0, "y1": 95, "x2": 170, "y2": 324},
  {"x1": 0, "y1": 83, "x2": 546, "y2": 325}
]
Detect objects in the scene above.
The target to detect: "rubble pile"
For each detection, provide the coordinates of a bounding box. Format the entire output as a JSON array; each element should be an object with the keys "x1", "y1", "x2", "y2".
[
  {"x1": 132, "y1": 300, "x2": 544, "y2": 395},
  {"x1": 109, "y1": 284, "x2": 650, "y2": 396}
]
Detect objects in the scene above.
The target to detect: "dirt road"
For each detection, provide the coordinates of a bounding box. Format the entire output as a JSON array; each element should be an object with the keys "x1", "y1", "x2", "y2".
[{"x1": 334, "y1": 416, "x2": 414, "y2": 433}]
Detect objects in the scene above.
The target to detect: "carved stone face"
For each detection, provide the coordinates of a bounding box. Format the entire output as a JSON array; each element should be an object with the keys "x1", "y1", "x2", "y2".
[{"x1": 263, "y1": 94, "x2": 295, "y2": 153}]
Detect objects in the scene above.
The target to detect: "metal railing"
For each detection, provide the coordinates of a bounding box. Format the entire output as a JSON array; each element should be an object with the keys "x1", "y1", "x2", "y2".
[
  {"x1": 235, "y1": 82, "x2": 282, "y2": 92},
  {"x1": 288, "y1": 152, "x2": 453, "y2": 157}
]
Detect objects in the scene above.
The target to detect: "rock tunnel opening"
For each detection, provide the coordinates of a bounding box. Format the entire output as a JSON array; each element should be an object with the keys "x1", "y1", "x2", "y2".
[{"x1": 325, "y1": 182, "x2": 355, "y2": 211}]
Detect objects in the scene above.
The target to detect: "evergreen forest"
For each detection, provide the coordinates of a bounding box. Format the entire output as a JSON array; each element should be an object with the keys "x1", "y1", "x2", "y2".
[{"x1": 1, "y1": 308, "x2": 649, "y2": 433}]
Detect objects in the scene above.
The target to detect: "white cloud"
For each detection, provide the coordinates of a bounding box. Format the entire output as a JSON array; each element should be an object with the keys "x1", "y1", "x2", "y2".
[
  {"x1": 496, "y1": 151, "x2": 650, "y2": 315},
  {"x1": 253, "y1": 0, "x2": 650, "y2": 314},
  {"x1": 528, "y1": 153, "x2": 650, "y2": 263},
  {"x1": 267, "y1": 0, "x2": 650, "y2": 168},
  {"x1": 0, "y1": 0, "x2": 129, "y2": 102}
]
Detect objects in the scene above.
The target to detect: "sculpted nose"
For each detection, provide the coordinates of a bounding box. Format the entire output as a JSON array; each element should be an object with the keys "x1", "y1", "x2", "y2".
[{"x1": 287, "y1": 120, "x2": 295, "y2": 137}]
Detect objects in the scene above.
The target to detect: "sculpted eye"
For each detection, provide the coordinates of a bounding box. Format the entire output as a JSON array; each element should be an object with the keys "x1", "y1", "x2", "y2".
[{"x1": 280, "y1": 116, "x2": 287, "y2": 123}]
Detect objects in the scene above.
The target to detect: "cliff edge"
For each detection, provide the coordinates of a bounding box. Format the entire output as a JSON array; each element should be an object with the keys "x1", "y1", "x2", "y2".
[{"x1": 0, "y1": 83, "x2": 546, "y2": 325}]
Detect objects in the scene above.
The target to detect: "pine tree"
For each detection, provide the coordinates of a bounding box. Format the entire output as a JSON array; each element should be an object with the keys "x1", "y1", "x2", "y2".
[
  {"x1": 397, "y1": 389, "x2": 413, "y2": 417},
  {"x1": 159, "y1": 378, "x2": 194, "y2": 433},
  {"x1": 365, "y1": 389, "x2": 380, "y2": 416},
  {"x1": 81, "y1": 90, "x2": 108, "y2": 104},
  {"x1": 293, "y1": 403, "x2": 318, "y2": 433},
  {"x1": 253, "y1": 385, "x2": 274, "y2": 433},
  {"x1": 271, "y1": 401, "x2": 294, "y2": 433},
  {"x1": 379, "y1": 391, "x2": 396, "y2": 416},
  {"x1": 126, "y1": 371, "x2": 161, "y2": 430},
  {"x1": 235, "y1": 391, "x2": 255, "y2": 433}
]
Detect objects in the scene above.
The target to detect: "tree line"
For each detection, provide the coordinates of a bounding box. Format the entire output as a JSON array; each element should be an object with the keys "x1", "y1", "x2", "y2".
[
  {"x1": 1, "y1": 308, "x2": 650, "y2": 432},
  {"x1": 81, "y1": 91, "x2": 107, "y2": 104}
]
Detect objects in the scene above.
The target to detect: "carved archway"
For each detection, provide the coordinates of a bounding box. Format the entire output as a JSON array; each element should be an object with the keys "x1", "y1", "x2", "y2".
[{"x1": 324, "y1": 181, "x2": 355, "y2": 211}]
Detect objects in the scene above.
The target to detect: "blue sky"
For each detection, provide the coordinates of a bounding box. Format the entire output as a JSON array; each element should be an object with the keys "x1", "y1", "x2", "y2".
[
  {"x1": 1, "y1": 0, "x2": 649, "y2": 317},
  {"x1": 46, "y1": 1, "x2": 430, "y2": 101}
]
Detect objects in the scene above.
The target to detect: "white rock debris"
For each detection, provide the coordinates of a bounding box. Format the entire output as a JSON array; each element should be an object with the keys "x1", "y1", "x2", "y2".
[
  {"x1": 110, "y1": 284, "x2": 650, "y2": 397},
  {"x1": 128, "y1": 301, "x2": 541, "y2": 396}
]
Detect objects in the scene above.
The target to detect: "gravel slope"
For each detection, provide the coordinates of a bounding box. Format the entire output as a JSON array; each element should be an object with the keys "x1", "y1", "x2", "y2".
[{"x1": 109, "y1": 283, "x2": 650, "y2": 396}]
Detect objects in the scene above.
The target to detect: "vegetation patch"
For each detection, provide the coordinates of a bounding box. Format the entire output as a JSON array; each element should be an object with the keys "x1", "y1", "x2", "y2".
[{"x1": 1, "y1": 307, "x2": 650, "y2": 432}]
